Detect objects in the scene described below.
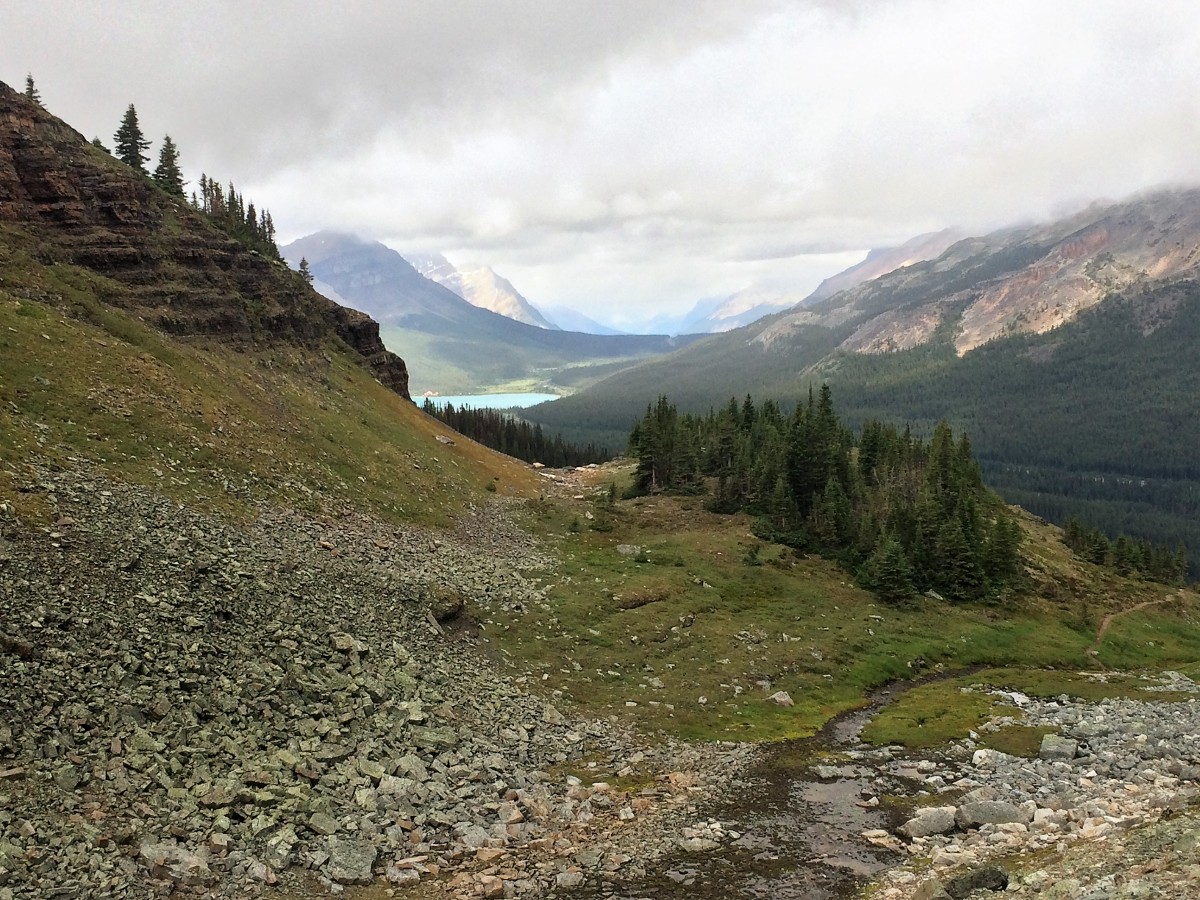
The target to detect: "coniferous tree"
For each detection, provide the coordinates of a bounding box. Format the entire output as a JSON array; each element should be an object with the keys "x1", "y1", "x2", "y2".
[
  {"x1": 91, "y1": 136, "x2": 109, "y2": 153},
  {"x1": 152, "y1": 135, "x2": 185, "y2": 196},
  {"x1": 299, "y1": 257, "x2": 313, "y2": 285},
  {"x1": 859, "y1": 536, "x2": 917, "y2": 605},
  {"x1": 113, "y1": 104, "x2": 150, "y2": 173},
  {"x1": 24, "y1": 74, "x2": 41, "y2": 106}
]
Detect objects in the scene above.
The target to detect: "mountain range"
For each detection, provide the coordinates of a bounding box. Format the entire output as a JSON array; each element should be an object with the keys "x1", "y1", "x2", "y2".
[
  {"x1": 281, "y1": 232, "x2": 702, "y2": 395},
  {"x1": 404, "y1": 252, "x2": 560, "y2": 330}
]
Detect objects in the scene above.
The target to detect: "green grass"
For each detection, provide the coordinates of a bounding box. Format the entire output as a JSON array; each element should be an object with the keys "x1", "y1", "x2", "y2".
[
  {"x1": 861, "y1": 683, "x2": 1009, "y2": 749},
  {"x1": 490, "y1": 467, "x2": 1200, "y2": 745},
  {"x1": 0, "y1": 253, "x2": 540, "y2": 525},
  {"x1": 861, "y1": 667, "x2": 1197, "y2": 748},
  {"x1": 979, "y1": 725, "x2": 1059, "y2": 758}
]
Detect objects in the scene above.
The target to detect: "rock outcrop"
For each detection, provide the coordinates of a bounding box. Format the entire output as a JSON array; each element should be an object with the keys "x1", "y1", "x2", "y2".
[{"x1": 0, "y1": 80, "x2": 409, "y2": 398}]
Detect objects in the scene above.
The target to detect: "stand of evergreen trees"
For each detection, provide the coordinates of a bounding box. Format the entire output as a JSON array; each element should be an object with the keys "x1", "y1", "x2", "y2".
[
  {"x1": 422, "y1": 401, "x2": 611, "y2": 468},
  {"x1": 1062, "y1": 518, "x2": 1187, "y2": 584},
  {"x1": 191, "y1": 175, "x2": 280, "y2": 260},
  {"x1": 628, "y1": 386, "x2": 1023, "y2": 605}
]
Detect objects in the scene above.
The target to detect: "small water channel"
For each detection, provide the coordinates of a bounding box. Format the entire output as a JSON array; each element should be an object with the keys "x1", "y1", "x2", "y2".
[{"x1": 579, "y1": 684, "x2": 933, "y2": 899}]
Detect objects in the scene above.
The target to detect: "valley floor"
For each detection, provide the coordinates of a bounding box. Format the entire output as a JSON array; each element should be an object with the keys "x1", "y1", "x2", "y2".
[{"x1": 1, "y1": 462, "x2": 1198, "y2": 899}]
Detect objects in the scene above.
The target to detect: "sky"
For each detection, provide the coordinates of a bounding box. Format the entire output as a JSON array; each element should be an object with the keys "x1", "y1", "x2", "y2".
[{"x1": 6, "y1": 1, "x2": 1200, "y2": 329}]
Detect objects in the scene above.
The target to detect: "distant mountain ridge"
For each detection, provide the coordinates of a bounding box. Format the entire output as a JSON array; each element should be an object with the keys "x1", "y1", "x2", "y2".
[
  {"x1": 749, "y1": 188, "x2": 1200, "y2": 357},
  {"x1": 282, "y1": 232, "x2": 702, "y2": 394},
  {"x1": 539, "y1": 305, "x2": 627, "y2": 335},
  {"x1": 803, "y1": 228, "x2": 964, "y2": 305},
  {"x1": 404, "y1": 252, "x2": 559, "y2": 330},
  {"x1": 677, "y1": 288, "x2": 804, "y2": 333}
]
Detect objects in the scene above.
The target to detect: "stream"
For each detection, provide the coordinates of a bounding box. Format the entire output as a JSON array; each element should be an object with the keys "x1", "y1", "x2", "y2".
[{"x1": 575, "y1": 683, "x2": 936, "y2": 899}]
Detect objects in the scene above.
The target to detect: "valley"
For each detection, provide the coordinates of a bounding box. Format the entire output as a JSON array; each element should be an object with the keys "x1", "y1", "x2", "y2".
[{"x1": 3, "y1": 73, "x2": 1200, "y2": 900}]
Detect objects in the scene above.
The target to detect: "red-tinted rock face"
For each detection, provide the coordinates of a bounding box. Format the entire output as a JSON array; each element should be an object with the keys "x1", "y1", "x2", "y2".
[{"x1": 0, "y1": 81, "x2": 409, "y2": 398}]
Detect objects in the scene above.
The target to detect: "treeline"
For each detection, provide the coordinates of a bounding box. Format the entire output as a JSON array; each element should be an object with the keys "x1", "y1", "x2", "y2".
[
  {"x1": 192, "y1": 175, "x2": 279, "y2": 259},
  {"x1": 422, "y1": 401, "x2": 611, "y2": 468},
  {"x1": 22, "y1": 74, "x2": 283, "y2": 264},
  {"x1": 1062, "y1": 518, "x2": 1188, "y2": 584},
  {"x1": 628, "y1": 387, "x2": 1022, "y2": 605}
]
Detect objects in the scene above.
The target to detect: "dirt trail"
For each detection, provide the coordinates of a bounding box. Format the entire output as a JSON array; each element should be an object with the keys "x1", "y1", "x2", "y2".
[{"x1": 1089, "y1": 597, "x2": 1174, "y2": 653}]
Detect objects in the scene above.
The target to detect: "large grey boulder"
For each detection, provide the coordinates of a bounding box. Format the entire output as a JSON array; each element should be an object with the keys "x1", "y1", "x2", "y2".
[
  {"x1": 1039, "y1": 733, "x2": 1079, "y2": 761},
  {"x1": 945, "y1": 865, "x2": 1008, "y2": 898},
  {"x1": 956, "y1": 800, "x2": 1025, "y2": 829},
  {"x1": 900, "y1": 806, "x2": 958, "y2": 838}
]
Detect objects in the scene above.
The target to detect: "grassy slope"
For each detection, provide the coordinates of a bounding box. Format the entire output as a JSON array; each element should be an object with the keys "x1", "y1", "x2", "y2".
[
  {"x1": 479, "y1": 464, "x2": 1200, "y2": 745},
  {"x1": 0, "y1": 249, "x2": 539, "y2": 526}
]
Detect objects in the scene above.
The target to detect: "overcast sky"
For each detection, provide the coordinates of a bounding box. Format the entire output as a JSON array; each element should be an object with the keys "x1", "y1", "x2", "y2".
[{"x1": 6, "y1": 1, "x2": 1200, "y2": 327}]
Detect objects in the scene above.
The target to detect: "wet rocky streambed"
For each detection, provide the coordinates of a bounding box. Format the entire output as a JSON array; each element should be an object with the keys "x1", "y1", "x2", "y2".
[
  {"x1": 570, "y1": 691, "x2": 917, "y2": 899},
  {"x1": 566, "y1": 671, "x2": 1200, "y2": 900}
]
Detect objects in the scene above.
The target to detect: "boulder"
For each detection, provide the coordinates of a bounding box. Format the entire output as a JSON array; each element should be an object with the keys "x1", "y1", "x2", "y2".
[
  {"x1": 900, "y1": 806, "x2": 957, "y2": 839},
  {"x1": 325, "y1": 835, "x2": 376, "y2": 885},
  {"x1": 1039, "y1": 733, "x2": 1079, "y2": 761},
  {"x1": 912, "y1": 878, "x2": 953, "y2": 900},
  {"x1": 945, "y1": 865, "x2": 1009, "y2": 898},
  {"x1": 955, "y1": 800, "x2": 1025, "y2": 829}
]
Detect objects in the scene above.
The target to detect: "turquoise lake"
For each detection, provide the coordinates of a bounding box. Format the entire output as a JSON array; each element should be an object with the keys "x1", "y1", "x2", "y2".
[{"x1": 418, "y1": 392, "x2": 560, "y2": 409}]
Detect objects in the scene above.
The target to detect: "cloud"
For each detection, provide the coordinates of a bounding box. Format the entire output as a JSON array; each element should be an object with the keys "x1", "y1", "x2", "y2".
[{"x1": 6, "y1": 0, "x2": 1200, "y2": 322}]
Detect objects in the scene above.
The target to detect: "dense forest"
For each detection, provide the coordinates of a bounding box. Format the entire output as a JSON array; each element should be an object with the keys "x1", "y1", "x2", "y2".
[
  {"x1": 422, "y1": 401, "x2": 611, "y2": 468},
  {"x1": 1061, "y1": 518, "x2": 1188, "y2": 584},
  {"x1": 628, "y1": 387, "x2": 1023, "y2": 604}
]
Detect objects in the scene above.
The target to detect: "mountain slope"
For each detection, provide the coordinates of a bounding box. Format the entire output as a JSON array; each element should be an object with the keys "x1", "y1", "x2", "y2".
[
  {"x1": 0, "y1": 80, "x2": 535, "y2": 524},
  {"x1": 803, "y1": 227, "x2": 964, "y2": 304},
  {"x1": 405, "y1": 252, "x2": 559, "y2": 329},
  {"x1": 283, "y1": 232, "x2": 702, "y2": 395},
  {"x1": 526, "y1": 188, "x2": 1200, "y2": 567},
  {"x1": 539, "y1": 304, "x2": 627, "y2": 335},
  {"x1": 0, "y1": 88, "x2": 409, "y2": 400},
  {"x1": 677, "y1": 288, "x2": 805, "y2": 333}
]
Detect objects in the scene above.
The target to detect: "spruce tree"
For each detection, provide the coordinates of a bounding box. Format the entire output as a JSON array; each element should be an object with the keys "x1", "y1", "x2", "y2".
[
  {"x1": 860, "y1": 537, "x2": 917, "y2": 605},
  {"x1": 91, "y1": 137, "x2": 109, "y2": 153},
  {"x1": 152, "y1": 135, "x2": 185, "y2": 196},
  {"x1": 113, "y1": 104, "x2": 150, "y2": 173},
  {"x1": 24, "y1": 74, "x2": 41, "y2": 106},
  {"x1": 298, "y1": 257, "x2": 313, "y2": 285}
]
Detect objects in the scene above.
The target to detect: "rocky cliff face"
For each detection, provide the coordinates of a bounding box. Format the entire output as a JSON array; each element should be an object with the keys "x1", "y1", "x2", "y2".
[{"x1": 0, "y1": 81, "x2": 409, "y2": 398}]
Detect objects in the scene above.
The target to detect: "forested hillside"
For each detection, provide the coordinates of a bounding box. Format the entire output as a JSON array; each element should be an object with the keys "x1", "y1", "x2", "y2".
[
  {"x1": 628, "y1": 387, "x2": 1024, "y2": 604},
  {"x1": 527, "y1": 274, "x2": 1200, "y2": 574}
]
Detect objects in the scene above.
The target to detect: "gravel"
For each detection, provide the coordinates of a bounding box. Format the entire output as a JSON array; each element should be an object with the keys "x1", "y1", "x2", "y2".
[
  {"x1": 0, "y1": 466, "x2": 752, "y2": 898},
  {"x1": 876, "y1": 679, "x2": 1200, "y2": 898}
]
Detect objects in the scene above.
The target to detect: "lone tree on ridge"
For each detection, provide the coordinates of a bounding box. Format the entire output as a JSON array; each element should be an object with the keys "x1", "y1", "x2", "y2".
[{"x1": 113, "y1": 104, "x2": 150, "y2": 173}]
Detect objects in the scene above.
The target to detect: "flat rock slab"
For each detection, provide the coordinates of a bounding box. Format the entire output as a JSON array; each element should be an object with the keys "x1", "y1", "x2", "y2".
[
  {"x1": 956, "y1": 800, "x2": 1024, "y2": 829},
  {"x1": 326, "y1": 835, "x2": 377, "y2": 885},
  {"x1": 1040, "y1": 733, "x2": 1079, "y2": 761}
]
